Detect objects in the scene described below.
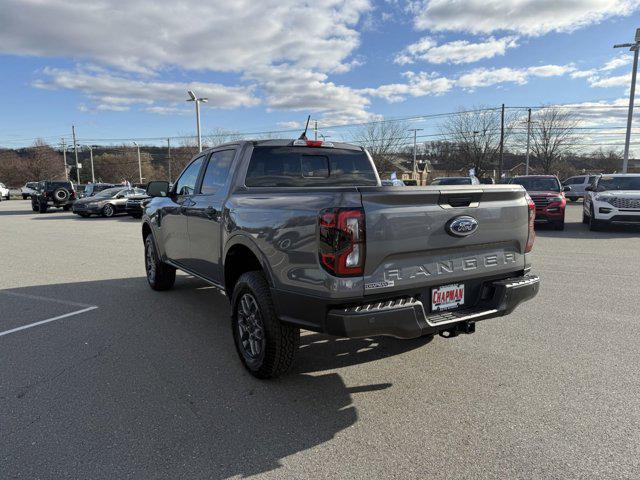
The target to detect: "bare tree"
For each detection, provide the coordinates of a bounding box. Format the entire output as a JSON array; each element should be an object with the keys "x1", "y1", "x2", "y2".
[
  {"x1": 439, "y1": 107, "x2": 515, "y2": 177},
  {"x1": 351, "y1": 120, "x2": 409, "y2": 172},
  {"x1": 526, "y1": 107, "x2": 579, "y2": 174},
  {"x1": 207, "y1": 128, "x2": 243, "y2": 147}
]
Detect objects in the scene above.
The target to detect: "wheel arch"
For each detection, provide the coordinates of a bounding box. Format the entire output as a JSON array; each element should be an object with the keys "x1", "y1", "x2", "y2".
[{"x1": 223, "y1": 235, "x2": 275, "y2": 298}]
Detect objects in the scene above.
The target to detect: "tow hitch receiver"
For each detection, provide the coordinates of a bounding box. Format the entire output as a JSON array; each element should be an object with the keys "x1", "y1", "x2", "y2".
[{"x1": 439, "y1": 321, "x2": 476, "y2": 338}]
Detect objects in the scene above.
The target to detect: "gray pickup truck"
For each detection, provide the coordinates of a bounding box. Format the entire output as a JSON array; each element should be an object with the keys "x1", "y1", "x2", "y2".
[{"x1": 142, "y1": 139, "x2": 539, "y2": 378}]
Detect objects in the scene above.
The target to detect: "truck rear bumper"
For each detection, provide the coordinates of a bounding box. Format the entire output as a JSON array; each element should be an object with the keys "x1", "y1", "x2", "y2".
[{"x1": 324, "y1": 274, "x2": 539, "y2": 339}]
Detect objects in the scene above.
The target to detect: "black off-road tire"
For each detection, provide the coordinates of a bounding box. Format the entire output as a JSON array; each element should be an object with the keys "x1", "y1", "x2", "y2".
[
  {"x1": 144, "y1": 234, "x2": 175, "y2": 291},
  {"x1": 32, "y1": 200, "x2": 39, "y2": 212},
  {"x1": 231, "y1": 271, "x2": 299, "y2": 379}
]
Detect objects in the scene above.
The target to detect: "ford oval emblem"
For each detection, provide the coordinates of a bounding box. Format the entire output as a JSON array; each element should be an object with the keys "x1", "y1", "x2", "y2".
[{"x1": 446, "y1": 216, "x2": 479, "y2": 237}]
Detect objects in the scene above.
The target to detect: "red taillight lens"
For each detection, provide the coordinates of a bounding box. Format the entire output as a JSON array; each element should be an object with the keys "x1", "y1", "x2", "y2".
[
  {"x1": 525, "y1": 193, "x2": 536, "y2": 253},
  {"x1": 318, "y1": 208, "x2": 365, "y2": 276}
]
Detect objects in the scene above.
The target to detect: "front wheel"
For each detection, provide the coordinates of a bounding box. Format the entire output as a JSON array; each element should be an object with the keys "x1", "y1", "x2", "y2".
[
  {"x1": 144, "y1": 234, "x2": 175, "y2": 290},
  {"x1": 39, "y1": 202, "x2": 48, "y2": 213},
  {"x1": 231, "y1": 271, "x2": 299, "y2": 379},
  {"x1": 589, "y1": 206, "x2": 604, "y2": 231},
  {"x1": 553, "y1": 220, "x2": 565, "y2": 231},
  {"x1": 102, "y1": 203, "x2": 115, "y2": 217}
]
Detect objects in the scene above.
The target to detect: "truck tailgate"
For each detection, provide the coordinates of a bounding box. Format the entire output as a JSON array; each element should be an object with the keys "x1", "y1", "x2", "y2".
[{"x1": 359, "y1": 185, "x2": 529, "y2": 295}]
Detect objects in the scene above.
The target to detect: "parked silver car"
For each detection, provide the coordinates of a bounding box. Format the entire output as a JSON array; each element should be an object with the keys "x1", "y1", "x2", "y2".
[{"x1": 562, "y1": 175, "x2": 597, "y2": 201}]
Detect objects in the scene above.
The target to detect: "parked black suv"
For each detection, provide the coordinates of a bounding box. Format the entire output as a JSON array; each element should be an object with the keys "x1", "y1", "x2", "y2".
[{"x1": 31, "y1": 181, "x2": 76, "y2": 213}]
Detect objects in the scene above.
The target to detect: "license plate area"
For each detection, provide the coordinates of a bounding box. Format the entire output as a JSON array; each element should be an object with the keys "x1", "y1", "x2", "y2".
[{"x1": 431, "y1": 283, "x2": 465, "y2": 312}]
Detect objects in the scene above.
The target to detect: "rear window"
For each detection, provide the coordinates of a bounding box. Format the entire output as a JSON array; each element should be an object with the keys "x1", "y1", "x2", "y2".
[
  {"x1": 511, "y1": 177, "x2": 561, "y2": 192},
  {"x1": 245, "y1": 146, "x2": 377, "y2": 187},
  {"x1": 431, "y1": 177, "x2": 471, "y2": 185},
  {"x1": 48, "y1": 182, "x2": 73, "y2": 189}
]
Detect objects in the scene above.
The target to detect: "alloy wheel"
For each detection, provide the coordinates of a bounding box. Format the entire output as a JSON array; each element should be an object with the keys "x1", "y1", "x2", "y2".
[{"x1": 237, "y1": 293, "x2": 265, "y2": 359}]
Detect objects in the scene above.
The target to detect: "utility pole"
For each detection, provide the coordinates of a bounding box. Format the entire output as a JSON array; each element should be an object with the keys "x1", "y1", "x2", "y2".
[
  {"x1": 72, "y1": 125, "x2": 80, "y2": 183},
  {"x1": 408, "y1": 128, "x2": 423, "y2": 180},
  {"x1": 133, "y1": 141, "x2": 142, "y2": 184},
  {"x1": 167, "y1": 138, "x2": 172, "y2": 183},
  {"x1": 61, "y1": 138, "x2": 68, "y2": 180},
  {"x1": 525, "y1": 108, "x2": 532, "y2": 176},
  {"x1": 87, "y1": 145, "x2": 95, "y2": 183},
  {"x1": 614, "y1": 28, "x2": 640, "y2": 173},
  {"x1": 498, "y1": 104, "x2": 505, "y2": 179}
]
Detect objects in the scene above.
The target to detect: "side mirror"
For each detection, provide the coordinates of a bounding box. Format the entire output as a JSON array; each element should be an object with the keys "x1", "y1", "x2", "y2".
[
  {"x1": 563, "y1": 185, "x2": 571, "y2": 192},
  {"x1": 116, "y1": 194, "x2": 125, "y2": 199},
  {"x1": 147, "y1": 181, "x2": 170, "y2": 197}
]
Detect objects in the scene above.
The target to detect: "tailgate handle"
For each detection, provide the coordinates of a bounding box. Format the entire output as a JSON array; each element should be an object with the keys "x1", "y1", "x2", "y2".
[{"x1": 439, "y1": 192, "x2": 481, "y2": 208}]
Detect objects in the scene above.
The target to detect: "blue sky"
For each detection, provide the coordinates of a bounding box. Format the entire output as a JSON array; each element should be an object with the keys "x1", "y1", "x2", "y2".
[{"x1": 0, "y1": 0, "x2": 638, "y2": 148}]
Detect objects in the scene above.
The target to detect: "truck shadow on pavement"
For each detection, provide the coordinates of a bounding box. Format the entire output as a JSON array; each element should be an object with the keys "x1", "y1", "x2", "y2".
[{"x1": 0, "y1": 276, "x2": 413, "y2": 479}]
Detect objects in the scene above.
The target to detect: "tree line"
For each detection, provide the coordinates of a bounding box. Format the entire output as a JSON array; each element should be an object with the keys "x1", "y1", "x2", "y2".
[{"x1": 0, "y1": 108, "x2": 631, "y2": 187}]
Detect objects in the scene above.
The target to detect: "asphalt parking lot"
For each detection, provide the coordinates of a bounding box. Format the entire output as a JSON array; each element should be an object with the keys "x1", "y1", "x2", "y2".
[{"x1": 1, "y1": 200, "x2": 639, "y2": 479}]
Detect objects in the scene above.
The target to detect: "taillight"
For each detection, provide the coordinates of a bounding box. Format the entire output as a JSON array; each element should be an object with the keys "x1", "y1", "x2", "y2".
[
  {"x1": 318, "y1": 208, "x2": 365, "y2": 276},
  {"x1": 525, "y1": 193, "x2": 536, "y2": 253}
]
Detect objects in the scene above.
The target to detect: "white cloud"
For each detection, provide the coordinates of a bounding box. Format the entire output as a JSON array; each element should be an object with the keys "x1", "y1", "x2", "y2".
[
  {"x1": 570, "y1": 54, "x2": 634, "y2": 88},
  {"x1": 527, "y1": 64, "x2": 576, "y2": 77},
  {"x1": 407, "y1": 0, "x2": 638, "y2": 36},
  {"x1": 277, "y1": 121, "x2": 302, "y2": 129},
  {"x1": 601, "y1": 54, "x2": 633, "y2": 71},
  {"x1": 364, "y1": 71, "x2": 454, "y2": 102},
  {"x1": 588, "y1": 73, "x2": 631, "y2": 88},
  {"x1": 3, "y1": 0, "x2": 376, "y2": 123},
  {"x1": 33, "y1": 66, "x2": 260, "y2": 111},
  {"x1": 395, "y1": 36, "x2": 518, "y2": 65}
]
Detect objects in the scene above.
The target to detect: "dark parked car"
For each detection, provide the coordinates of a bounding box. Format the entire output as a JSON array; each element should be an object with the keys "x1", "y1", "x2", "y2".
[
  {"x1": 31, "y1": 181, "x2": 76, "y2": 213},
  {"x1": 125, "y1": 194, "x2": 151, "y2": 219},
  {"x1": 72, "y1": 186, "x2": 146, "y2": 218},
  {"x1": 81, "y1": 182, "x2": 120, "y2": 198}
]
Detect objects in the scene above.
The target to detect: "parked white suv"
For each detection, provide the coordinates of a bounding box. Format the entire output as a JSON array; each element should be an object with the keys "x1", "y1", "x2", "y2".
[
  {"x1": 21, "y1": 182, "x2": 39, "y2": 199},
  {"x1": 0, "y1": 182, "x2": 9, "y2": 201},
  {"x1": 583, "y1": 174, "x2": 640, "y2": 230},
  {"x1": 562, "y1": 175, "x2": 597, "y2": 202}
]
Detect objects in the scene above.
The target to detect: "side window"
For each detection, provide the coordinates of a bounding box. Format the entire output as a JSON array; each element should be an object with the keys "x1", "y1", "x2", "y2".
[
  {"x1": 588, "y1": 176, "x2": 596, "y2": 184},
  {"x1": 200, "y1": 150, "x2": 235, "y2": 194},
  {"x1": 175, "y1": 156, "x2": 205, "y2": 196},
  {"x1": 564, "y1": 177, "x2": 578, "y2": 185}
]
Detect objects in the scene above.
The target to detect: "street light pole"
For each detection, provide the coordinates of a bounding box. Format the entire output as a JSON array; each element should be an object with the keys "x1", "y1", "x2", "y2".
[
  {"x1": 133, "y1": 141, "x2": 142, "y2": 184},
  {"x1": 614, "y1": 28, "x2": 640, "y2": 173},
  {"x1": 187, "y1": 90, "x2": 208, "y2": 153},
  {"x1": 72, "y1": 125, "x2": 80, "y2": 183},
  {"x1": 525, "y1": 108, "x2": 532, "y2": 176},
  {"x1": 408, "y1": 128, "x2": 423, "y2": 179}
]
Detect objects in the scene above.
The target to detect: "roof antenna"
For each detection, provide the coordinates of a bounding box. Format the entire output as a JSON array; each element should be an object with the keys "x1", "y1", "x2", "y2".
[{"x1": 298, "y1": 115, "x2": 311, "y2": 140}]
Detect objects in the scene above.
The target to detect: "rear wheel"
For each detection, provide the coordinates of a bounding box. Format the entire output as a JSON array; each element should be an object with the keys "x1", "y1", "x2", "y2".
[
  {"x1": 231, "y1": 271, "x2": 299, "y2": 379},
  {"x1": 144, "y1": 234, "x2": 175, "y2": 291},
  {"x1": 102, "y1": 203, "x2": 115, "y2": 217}
]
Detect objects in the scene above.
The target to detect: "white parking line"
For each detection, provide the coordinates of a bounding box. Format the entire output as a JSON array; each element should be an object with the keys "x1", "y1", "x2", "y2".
[
  {"x1": 0, "y1": 290, "x2": 99, "y2": 338},
  {"x1": 0, "y1": 306, "x2": 98, "y2": 338}
]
